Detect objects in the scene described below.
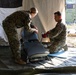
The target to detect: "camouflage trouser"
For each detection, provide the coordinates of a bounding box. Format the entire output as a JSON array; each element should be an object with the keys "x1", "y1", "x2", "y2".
[
  {"x1": 47, "y1": 40, "x2": 66, "y2": 53},
  {"x1": 3, "y1": 21, "x2": 21, "y2": 60}
]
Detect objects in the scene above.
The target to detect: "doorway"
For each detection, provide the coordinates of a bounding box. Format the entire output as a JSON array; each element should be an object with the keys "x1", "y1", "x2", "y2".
[{"x1": 66, "y1": 0, "x2": 76, "y2": 48}]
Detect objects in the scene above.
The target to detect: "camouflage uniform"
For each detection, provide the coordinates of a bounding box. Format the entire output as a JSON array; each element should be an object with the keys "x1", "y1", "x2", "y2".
[
  {"x1": 47, "y1": 20, "x2": 67, "y2": 53},
  {"x1": 2, "y1": 11, "x2": 33, "y2": 60}
]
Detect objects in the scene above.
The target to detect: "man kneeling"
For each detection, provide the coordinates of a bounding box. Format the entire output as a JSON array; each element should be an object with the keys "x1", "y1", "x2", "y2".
[{"x1": 42, "y1": 11, "x2": 68, "y2": 53}]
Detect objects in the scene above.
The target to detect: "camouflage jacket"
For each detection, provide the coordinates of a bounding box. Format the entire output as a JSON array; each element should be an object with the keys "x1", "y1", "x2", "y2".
[
  {"x1": 48, "y1": 20, "x2": 67, "y2": 41},
  {"x1": 3, "y1": 10, "x2": 34, "y2": 32}
]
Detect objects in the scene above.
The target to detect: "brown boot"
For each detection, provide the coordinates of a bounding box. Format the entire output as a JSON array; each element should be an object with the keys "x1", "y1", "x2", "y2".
[{"x1": 15, "y1": 59, "x2": 26, "y2": 65}]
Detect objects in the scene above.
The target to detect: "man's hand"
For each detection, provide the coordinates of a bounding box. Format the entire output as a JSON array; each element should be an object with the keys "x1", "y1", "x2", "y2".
[
  {"x1": 31, "y1": 25, "x2": 38, "y2": 33},
  {"x1": 42, "y1": 31, "x2": 50, "y2": 38},
  {"x1": 34, "y1": 29, "x2": 38, "y2": 33},
  {"x1": 31, "y1": 28, "x2": 38, "y2": 33}
]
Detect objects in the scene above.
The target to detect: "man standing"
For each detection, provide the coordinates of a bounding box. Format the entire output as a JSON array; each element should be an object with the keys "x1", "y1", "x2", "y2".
[
  {"x1": 42, "y1": 11, "x2": 68, "y2": 53},
  {"x1": 3, "y1": 7, "x2": 38, "y2": 64}
]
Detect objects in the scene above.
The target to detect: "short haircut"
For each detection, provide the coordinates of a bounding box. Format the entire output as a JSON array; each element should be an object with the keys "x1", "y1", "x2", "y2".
[
  {"x1": 30, "y1": 7, "x2": 38, "y2": 14},
  {"x1": 54, "y1": 11, "x2": 61, "y2": 16}
]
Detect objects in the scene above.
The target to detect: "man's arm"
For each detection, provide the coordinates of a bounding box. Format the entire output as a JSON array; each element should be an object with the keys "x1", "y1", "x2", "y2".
[
  {"x1": 24, "y1": 14, "x2": 38, "y2": 33},
  {"x1": 48, "y1": 24, "x2": 63, "y2": 38}
]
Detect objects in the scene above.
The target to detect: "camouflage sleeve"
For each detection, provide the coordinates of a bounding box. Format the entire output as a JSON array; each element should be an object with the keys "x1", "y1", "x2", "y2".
[
  {"x1": 24, "y1": 15, "x2": 33, "y2": 32},
  {"x1": 48, "y1": 23, "x2": 63, "y2": 38},
  {"x1": 24, "y1": 14, "x2": 32, "y2": 32}
]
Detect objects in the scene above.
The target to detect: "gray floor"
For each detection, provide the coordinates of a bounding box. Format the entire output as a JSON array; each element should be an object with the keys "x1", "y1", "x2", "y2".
[{"x1": 0, "y1": 46, "x2": 76, "y2": 74}]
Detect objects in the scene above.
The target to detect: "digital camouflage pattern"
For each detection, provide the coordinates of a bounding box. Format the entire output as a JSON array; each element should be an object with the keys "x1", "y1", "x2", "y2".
[
  {"x1": 47, "y1": 20, "x2": 67, "y2": 53},
  {"x1": 3, "y1": 11, "x2": 32, "y2": 60}
]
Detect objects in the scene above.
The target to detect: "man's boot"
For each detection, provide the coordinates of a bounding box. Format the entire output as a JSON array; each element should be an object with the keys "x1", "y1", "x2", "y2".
[{"x1": 63, "y1": 44, "x2": 68, "y2": 51}]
